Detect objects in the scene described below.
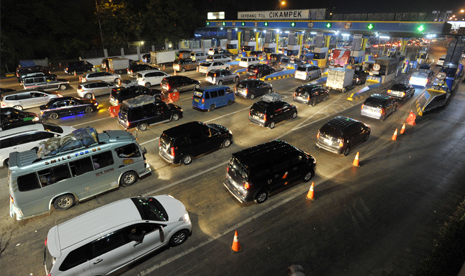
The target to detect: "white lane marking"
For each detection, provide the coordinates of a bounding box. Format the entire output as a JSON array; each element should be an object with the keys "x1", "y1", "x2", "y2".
[
  {"x1": 140, "y1": 137, "x2": 159, "y2": 145},
  {"x1": 204, "y1": 106, "x2": 251, "y2": 123},
  {"x1": 138, "y1": 163, "x2": 352, "y2": 275},
  {"x1": 72, "y1": 117, "x2": 113, "y2": 127},
  {"x1": 142, "y1": 161, "x2": 228, "y2": 196}
]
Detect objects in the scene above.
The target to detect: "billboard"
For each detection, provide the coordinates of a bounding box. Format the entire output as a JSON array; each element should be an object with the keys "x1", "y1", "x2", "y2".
[
  {"x1": 332, "y1": 49, "x2": 351, "y2": 67},
  {"x1": 238, "y1": 9, "x2": 326, "y2": 20}
]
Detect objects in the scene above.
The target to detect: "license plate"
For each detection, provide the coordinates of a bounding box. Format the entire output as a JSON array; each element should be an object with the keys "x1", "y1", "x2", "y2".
[
  {"x1": 195, "y1": 99, "x2": 199, "y2": 102},
  {"x1": 324, "y1": 138, "x2": 332, "y2": 144}
]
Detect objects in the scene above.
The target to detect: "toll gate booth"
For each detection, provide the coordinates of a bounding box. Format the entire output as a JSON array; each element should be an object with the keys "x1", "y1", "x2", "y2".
[
  {"x1": 287, "y1": 45, "x2": 300, "y2": 59},
  {"x1": 227, "y1": 40, "x2": 239, "y2": 55},
  {"x1": 351, "y1": 51, "x2": 366, "y2": 65},
  {"x1": 243, "y1": 42, "x2": 256, "y2": 56},
  {"x1": 313, "y1": 47, "x2": 328, "y2": 68},
  {"x1": 264, "y1": 43, "x2": 277, "y2": 59},
  {"x1": 368, "y1": 56, "x2": 405, "y2": 84}
]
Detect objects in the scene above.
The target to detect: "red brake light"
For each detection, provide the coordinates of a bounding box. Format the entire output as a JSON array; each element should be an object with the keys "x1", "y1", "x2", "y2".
[
  {"x1": 387, "y1": 90, "x2": 391, "y2": 93},
  {"x1": 243, "y1": 182, "x2": 251, "y2": 190},
  {"x1": 361, "y1": 104, "x2": 364, "y2": 109},
  {"x1": 202, "y1": 98, "x2": 205, "y2": 104},
  {"x1": 255, "y1": 70, "x2": 258, "y2": 73},
  {"x1": 380, "y1": 108, "x2": 385, "y2": 114},
  {"x1": 245, "y1": 88, "x2": 248, "y2": 95},
  {"x1": 338, "y1": 138, "x2": 344, "y2": 147},
  {"x1": 44, "y1": 238, "x2": 47, "y2": 246},
  {"x1": 167, "y1": 84, "x2": 170, "y2": 91},
  {"x1": 264, "y1": 114, "x2": 267, "y2": 121},
  {"x1": 171, "y1": 147, "x2": 175, "y2": 156}
]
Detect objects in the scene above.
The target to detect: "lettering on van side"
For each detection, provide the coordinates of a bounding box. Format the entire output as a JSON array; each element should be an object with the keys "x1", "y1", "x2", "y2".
[{"x1": 96, "y1": 167, "x2": 114, "y2": 176}]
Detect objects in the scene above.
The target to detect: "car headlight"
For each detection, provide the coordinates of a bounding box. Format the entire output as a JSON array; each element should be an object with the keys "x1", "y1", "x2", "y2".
[
  {"x1": 33, "y1": 117, "x2": 40, "y2": 121},
  {"x1": 179, "y1": 213, "x2": 190, "y2": 223}
]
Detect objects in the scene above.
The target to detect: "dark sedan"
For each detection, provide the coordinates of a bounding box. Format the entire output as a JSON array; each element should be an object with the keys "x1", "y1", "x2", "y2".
[
  {"x1": 235, "y1": 79, "x2": 272, "y2": 99},
  {"x1": 0, "y1": 107, "x2": 39, "y2": 130},
  {"x1": 247, "y1": 64, "x2": 275, "y2": 78},
  {"x1": 40, "y1": 97, "x2": 99, "y2": 120},
  {"x1": 387, "y1": 83, "x2": 415, "y2": 100},
  {"x1": 161, "y1": 76, "x2": 200, "y2": 93}
]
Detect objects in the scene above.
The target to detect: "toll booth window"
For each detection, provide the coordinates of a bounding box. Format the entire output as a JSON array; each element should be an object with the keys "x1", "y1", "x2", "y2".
[
  {"x1": 38, "y1": 164, "x2": 72, "y2": 186},
  {"x1": 116, "y1": 144, "x2": 141, "y2": 159},
  {"x1": 243, "y1": 46, "x2": 253, "y2": 51},
  {"x1": 313, "y1": 53, "x2": 326, "y2": 59},
  {"x1": 227, "y1": 44, "x2": 237, "y2": 49},
  {"x1": 93, "y1": 151, "x2": 114, "y2": 168},
  {"x1": 17, "y1": 173, "x2": 41, "y2": 192}
]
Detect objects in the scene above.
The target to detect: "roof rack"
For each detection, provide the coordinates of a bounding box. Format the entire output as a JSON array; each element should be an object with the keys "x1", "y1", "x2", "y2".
[
  {"x1": 260, "y1": 93, "x2": 282, "y2": 103},
  {"x1": 36, "y1": 127, "x2": 99, "y2": 158}
]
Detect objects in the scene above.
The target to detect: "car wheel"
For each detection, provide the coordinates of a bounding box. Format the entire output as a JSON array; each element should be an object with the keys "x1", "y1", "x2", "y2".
[
  {"x1": 311, "y1": 99, "x2": 317, "y2": 107},
  {"x1": 250, "y1": 94, "x2": 255, "y2": 100},
  {"x1": 195, "y1": 84, "x2": 200, "y2": 90},
  {"x1": 343, "y1": 147, "x2": 350, "y2": 156},
  {"x1": 303, "y1": 171, "x2": 314, "y2": 182},
  {"x1": 84, "y1": 107, "x2": 93, "y2": 114},
  {"x1": 53, "y1": 194, "x2": 75, "y2": 210},
  {"x1": 217, "y1": 80, "x2": 223, "y2": 85},
  {"x1": 60, "y1": 84, "x2": 67, "y2": 90},
  {"x1": 50, "y1": 113, "x2": 59, "y2": 120},
  {"x1": 254, "y1": 190, "x2": 268, "y2": 204},
  {"x1": 291, "y1": 111, "x2": 297, "y2": 119},
  {"x1": 181, "y1": 68, "x2": 186, "y2": 72},
  {"x1": 324, "y1": 94, "x2": 329, "y2": 101},
  {"x1": 209, "y1": 104, "x2": 215, "y2": 112},
  {"x1": 169, "y1": 230, "x2": 189, "y2": 246},
  {"x1": 120, "y1": 171, "x2": 138, "y2": 187},
  {"x1": 182, "y1": 154, "x2": 193, "y2": 165},
  {"x1": 269, "y1": 121, "x2": 275, "y2": 129},
  {"x1": 145, "y1": 82, "x2": 151, "y2": 88},
  {"x1": 137, "y1": 123, "x2": 148, "y2": 131},
  {"x1": 84, "y1": 93, "x2": 93, "y2": 99},
  {"x1": 234, "y1": 77, "x2": 239, "y2": 83},
  {"x1": 364, "y1": 132, "x2": 370, "y2": 142},
  {"x1": 13, "y1": 105, "x2": 23, "y2": 111},
  {"x1": 227, "y1": 100, "x2": 233, "y2": 105},
  {"x1": 222, "y1": 138, "x2": 232, "y2": 148},
  {"x1": 171, "y1": 113, "x2": 180, "y2": 121}
]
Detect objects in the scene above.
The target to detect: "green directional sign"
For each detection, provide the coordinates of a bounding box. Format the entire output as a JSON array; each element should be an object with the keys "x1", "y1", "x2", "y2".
[
  {"x1": 367, "y1": 23, "x2": 374, "y2": 30},
  {"x1": 222, "y1": 22, "x2": 226, "y2": 26},
  {"x1": 326, "y1": 22, "x2": 332, "y2": 28},
  {"x1": 206, "y1": 22, "x2": 210, "y2": 26},
  {"x1": 241, "y1": 22, "x2": 245, "y2": 26},
  {"x1": 291, "y1": 22, "x2": 296, "y2": 27},
  {"x1": 264, "y1": 22, "x2": 268, "y2": 26},
  {"x1": 417, "y1": 25, "x2": 425, "y2": 32}
]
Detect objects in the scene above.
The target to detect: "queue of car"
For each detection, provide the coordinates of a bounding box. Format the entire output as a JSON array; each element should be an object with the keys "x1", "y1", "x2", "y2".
[{"x1": 1, "y1": 49, "x2": 428, "y2": 276}]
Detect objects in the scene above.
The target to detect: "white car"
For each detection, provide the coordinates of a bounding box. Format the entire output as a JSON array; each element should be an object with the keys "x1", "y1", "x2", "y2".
[
  {"x1": 436, "y1": 55, "x2": 446, "y2": 67},
  {"x1": 198, "y1": 61, "x2": 230, "y2": 74},
  {"x1": 44, "y1": 195, "x2": 191, "y2": 276},
  {"x1": 409, "y1": 71, "x2": 433, "y2": 87},
  {"x1": 206, "y1": 54, "x2": 232, "y2": 63},
  {"x1": 239, "y1": 57, "x2": 260, "y2": 68},
  {"x1": 82, "y1": 72, "x2": 121, "y2": 83},
  {"x1": 0, "y1": 123, "x2": 74, "y2": 167},
  {"x1": 136, "y1": 70, "x2": 171, "y2": 88},
  {"x1": 77, "y1": 81, "x2": 117, "y2": 99}
]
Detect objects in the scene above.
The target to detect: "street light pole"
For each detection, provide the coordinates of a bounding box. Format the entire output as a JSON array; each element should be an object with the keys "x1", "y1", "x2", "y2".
[{"x1": 95, "y1": 0, "x2": 105, "y2": 54}]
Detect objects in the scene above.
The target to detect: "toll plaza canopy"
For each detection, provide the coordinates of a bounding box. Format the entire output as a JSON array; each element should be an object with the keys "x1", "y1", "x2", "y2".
[{"x1": 200, "y1": 9, "x2": 452, "y2": 38}]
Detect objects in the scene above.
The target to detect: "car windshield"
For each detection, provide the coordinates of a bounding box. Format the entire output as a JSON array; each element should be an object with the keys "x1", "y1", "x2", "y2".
[
  {"x1": 200, "y1": 62, "x2": 212, "y2": 66},
  {"x1": 391, "y1": 84, "x2": 406, "y2": 90},
  {"x1": 131, "y1": 197, "x2": 168, "y2": 221},
  {"x1": 412, "y1": 72, "x2": 427, "y2": 78},
  {"x1": 296, "y1": 66, "x2": 308, "y2": 72},
  {"x1": 43, "y1": 124, "x2": 63, "y2": 133},
  {"x1": 207, "y1": 55, "x2": 214, "y2": 59},
  {"x1": 364, "y1": 98, "x2": 384, "y2": 108},
  {"x1": 241, "y1": 58, "x2": 247, "y2": 62},
  {"x1": 229, "y1": 158, "x2": 248, "y2": 179},
  {"x1": 320, "y1": 124, "x2": 344, "y2": 138}
]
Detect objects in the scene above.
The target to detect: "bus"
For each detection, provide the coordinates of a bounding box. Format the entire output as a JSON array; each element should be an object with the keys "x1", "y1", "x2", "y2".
[{"x1": 8, "y1": 128, "x2": 151, "y2": 220}]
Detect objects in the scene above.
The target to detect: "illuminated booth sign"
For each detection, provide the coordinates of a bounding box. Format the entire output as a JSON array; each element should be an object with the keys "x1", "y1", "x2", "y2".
[{"x1": 238, "y1": 9, "x2": 326, "y2": 20}]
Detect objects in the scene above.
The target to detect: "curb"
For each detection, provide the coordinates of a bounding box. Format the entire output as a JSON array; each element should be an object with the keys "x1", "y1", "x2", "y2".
[
  {"x1": 263, "y1": 74, "x2": 295, "y2": 81},
  {"x1": 347, "y1": 81, "x2": 381, "y2": 101}
]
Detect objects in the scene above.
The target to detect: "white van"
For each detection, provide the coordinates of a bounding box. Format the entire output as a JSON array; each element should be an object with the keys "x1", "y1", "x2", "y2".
[
  {"x1": 436, "y1": 55, "x2": 446, "y2": 67},
  {"x1": 44, "y1": 195, "x2": 192, "y2": 276},
  {"x1": 191, "y1": 51, "x2": 207, "y2": 62},
  {"x1": 239, "y1": 57, "x2": 260, "y2": 68},
  {"x1": 0, "y1": 123, "x2": 74, "y2": 167},
  {"x1": 136, "y1": 70, "x2": 171, "y2": 88}
]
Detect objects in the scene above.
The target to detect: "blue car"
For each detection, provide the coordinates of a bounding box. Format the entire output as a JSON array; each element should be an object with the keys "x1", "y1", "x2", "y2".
[{"x1": 192, "y1": 85, "x2": 235, "y2": 111}]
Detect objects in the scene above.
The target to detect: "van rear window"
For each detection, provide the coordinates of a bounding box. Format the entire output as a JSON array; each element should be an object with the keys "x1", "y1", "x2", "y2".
[
  {"x1": 18, "y1": 173, "x2": 41, "y2": 192},
  {"x1": 194, "y1": 91, "x2": 203, "y2": 97}
]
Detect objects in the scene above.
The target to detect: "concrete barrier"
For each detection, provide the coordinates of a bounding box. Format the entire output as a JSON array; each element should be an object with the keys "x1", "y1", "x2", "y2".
[
  {"x1": 347, "y1": 80, "x2": 381, "y2": 101},
  {"x1": 262, "y1": 68, "x2": 296, "y2": 81}
]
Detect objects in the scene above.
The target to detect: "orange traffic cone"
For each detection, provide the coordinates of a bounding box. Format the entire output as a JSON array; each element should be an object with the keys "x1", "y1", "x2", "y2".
[
  {"x1": 231, "y1": 230, "x2": 242, "y2": 252},
  {"x1": 352, "y1": 152, "x2": 360, "y2": 167},
  {"x1": 306, "y1": 182, "x2": 315, "y2": 201},
  {"x1": 406, "y1": 111, "x2": 416, "y2": 126},
  {"x1": 392, "y1": 129, "x2": 398, "y2": 141},
  {"x1": 74, "y1": 71, "x2": 77, "y2": 76},
  {"x1": 400, "y1": 123, "x2": 406, "y2": 135},
  {"x1": 163, "y1": 64, "x2": 166, "y2": 70}
]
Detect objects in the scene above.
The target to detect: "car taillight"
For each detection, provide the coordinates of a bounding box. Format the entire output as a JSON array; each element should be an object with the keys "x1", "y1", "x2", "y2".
[
  {"x1": 57, "y1": 94, "x2": 63, "y2": 97},
  {"x1": 316, "y1": 131, "x2": 320, "y2": 139},
  {"x1": 171, "y1": 147, "x2": 175, "y2": 156},
  {"x1": 2, "y1": 102, "x2": 5, "y2": 107},
  {"x1": 167, "y1": 84, "x2": 170, "y2": 91},
  {"x1": 40, "y1": 110, "x2": 44, "y2": 115},
  {"x1": 127, "y1": 69, "x2": 129, "y2": 73},
  {"x1": 202, "y1": 98, "x2": 205, "y2": 104},
  {"x1": 387, "y1": 90, "x2": 391, "y2": 93},
  {"x1": 243, "y1": 182, "x2": 251, "y2": 190},
  {"x1": 361, "y1": 104, "x2": 364, "y2": 109},
  {"x1": 44, "y1": 238, "x2": 47, "y2": 246},
  {"x1": 264, "y1": 114, "x2": 267, "y2": 121},
  {"x1": 338, "y1": 138, "x2": 344, "y2": 147},
  {"x1": 380, "y1": 108, "x2": 385, "y2": 114},
  {"x1": 245, "y1": 88, "x2": 248, "y2": 95},
  {"x1": 307, "y1": 95, "x2": 311, "y2": 100},
  {"x1": 214, "y1": 74, "x2": 217, "y2": 77},
  {"x1": 255, "y1": 70, "x2": 258, "y2": 73},
  {"x1": 116, "y1": 99, "x2": 119, "y2": 104}
]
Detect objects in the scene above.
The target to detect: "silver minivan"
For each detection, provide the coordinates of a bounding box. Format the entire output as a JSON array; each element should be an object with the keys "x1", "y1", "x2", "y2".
[
  {"x1": 294, "y1": 64, "x2": 322, "y2": 81},
  {"x1": 191, "y1": 51, "x2": 207, "y2": 61},
  {"x1": 1, "y1": 89, "x2": 62, "y2": 110},
  {"x1": 44, "y1": 195, "x2": 192, "y2": 276},
  {"x1": 77, "y1": 81, "x2": 117, "y2": 99},
  {"x1": 22, "y1": 75, "x2": 69, "y2": 90}
]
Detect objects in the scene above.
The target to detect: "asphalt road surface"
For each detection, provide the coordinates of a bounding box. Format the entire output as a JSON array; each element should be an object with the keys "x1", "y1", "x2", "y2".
[{"x1": 2, "y1": 42, "x2": 463, "y2": 276}]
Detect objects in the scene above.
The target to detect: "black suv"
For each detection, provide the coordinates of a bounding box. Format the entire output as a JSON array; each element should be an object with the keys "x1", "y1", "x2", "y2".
[
  {"x1": 109, "y1": 86, "x2": 162, "y2": 106},
  {"x1": 247, "y1": 64, "x2": 275, "y2": 78},
  {"x1": 223, "y1": 140, "x2": 316, "y2": 204},
  {"x1": 316, "y1": 116, "x2": 371, "y2": 156},
  {"x1": 235, "y1": 79, "x2": 272, "y2": 99},
  {"x1": 64, "y1": 61, "x2": 93, "y2": 74},
  {"x1": 118, "y1": 95, "x2": 183, "y2": 131},
  {"x1": 293, "y1": 84, "x2": 329, "y2": 106},
  {"x1": 127, "y1": 64, "x2": 159, "y2": 77},
  {"x1": 161, "y1": 76, "x2": 200, "y2": 93},
  {"x1": 361, "y1": 94, "x2": 397, "y2": 120},
  {"x1": 249, "y1": 93, "x2": 298, "y2": 129},
  {"x1": 159, "y1": 121, "x2": 233, "y2": 165}
]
